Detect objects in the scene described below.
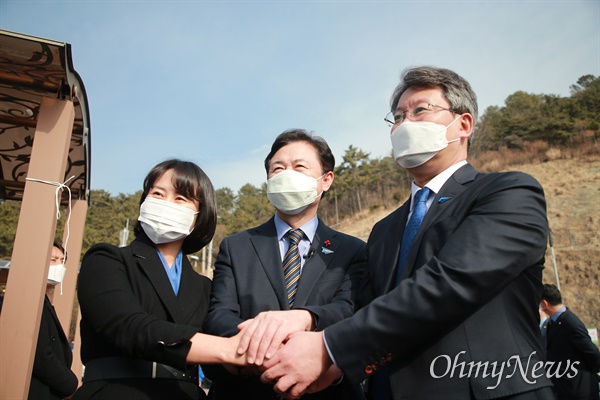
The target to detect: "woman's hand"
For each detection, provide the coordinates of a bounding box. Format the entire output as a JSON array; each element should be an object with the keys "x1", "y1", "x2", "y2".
[
  {"x1": 187, "y1": 329, "x2": 249, "y2": 366},
  {"x1": 224, "y1": 328, "x2": 251, "y2": 366}
]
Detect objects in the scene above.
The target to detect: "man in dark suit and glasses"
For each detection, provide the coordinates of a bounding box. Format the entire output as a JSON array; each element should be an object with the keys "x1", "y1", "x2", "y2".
[
  {"x1": 203, "y1": 129, "x2": 367, "y2": 399},
  {"x1": 259, "y1": 66, "x2": 555, "y2": 400},
  {"x1": 541, "y1": 284, "x2": 600, "y2": 400}
]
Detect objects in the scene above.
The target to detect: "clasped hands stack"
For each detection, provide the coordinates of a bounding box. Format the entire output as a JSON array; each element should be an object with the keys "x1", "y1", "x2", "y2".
[{"x1": 226, "y1": 309, "x2": 342, "y2": 399}]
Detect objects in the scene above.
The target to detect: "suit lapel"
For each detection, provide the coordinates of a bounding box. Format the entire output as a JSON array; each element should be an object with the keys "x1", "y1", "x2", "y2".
[
  {"x1": 381, "y1": 206, "x2": 409, "y2": 292},
  {"x1": 422, "y1": 163, "x2": 478, "y2": 225},
  {"x1": 402, "y1": 164, "x2": 478, "y2": 278},
  {"x1": 547, "y1": 310, "x2": 568, "y2": 345},
  {"x1": 174, "y1": 256, "x2": 198, "y2": 320},
  {"x1": 130, "y1": 238, "x2": 187, "y2": 323},
  {"x1": 44, "y1": 295, "x2": 69, "y2": 344},
  {"x1": 249, "y1": 218, "x2": 289, "y2": 309},
  {"x1": 44, "y1": 295, "x2": 61, "y2": 325},
  {"x1": 293, "y1": 221, "x2": 337, "y2": 307}
]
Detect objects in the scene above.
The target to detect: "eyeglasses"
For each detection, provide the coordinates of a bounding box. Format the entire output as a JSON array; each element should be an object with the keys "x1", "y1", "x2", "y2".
[{"x1": 384, "y1": 103, "x2": 456, "y2": 127}]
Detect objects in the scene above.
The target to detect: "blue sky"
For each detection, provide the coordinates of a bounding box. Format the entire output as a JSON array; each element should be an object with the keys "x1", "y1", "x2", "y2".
[{"x1": 1, "y1": 1, "x2": 598, "y2": 195}]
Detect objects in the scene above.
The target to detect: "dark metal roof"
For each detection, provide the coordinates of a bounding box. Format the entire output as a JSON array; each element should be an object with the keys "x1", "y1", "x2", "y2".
[{"x1": 0, "y1": 29, "x2": 91, "y2": 204}]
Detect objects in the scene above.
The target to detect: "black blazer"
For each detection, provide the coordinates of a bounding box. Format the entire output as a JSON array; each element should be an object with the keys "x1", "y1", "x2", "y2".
[
  {"x1": 29, "y1": 296, "x2": 78, "y2": 399},
  {"x1": 73, "y1": 235, "x2": 210, "y2": 400},
  {"x1": 203, "y1": 217, "x2": 367, "y2": 399},
  {"x1": 546, "y1": 309, "x2": 600, "y2": 400},
  {"x1": 0, "y1": 294, "x2": 78, "y2": 399},
  {"x1": 326, "y1": 164, "x2": 554, "y2": 399}
]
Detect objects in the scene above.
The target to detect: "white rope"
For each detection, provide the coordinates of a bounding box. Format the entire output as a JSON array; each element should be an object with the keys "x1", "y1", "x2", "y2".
[{"x1": 25, "y1": 175, "x2": 76, "y2": 295}]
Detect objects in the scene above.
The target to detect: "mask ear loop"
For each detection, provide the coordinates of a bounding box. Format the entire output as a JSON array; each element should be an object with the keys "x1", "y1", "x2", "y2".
[
  {"x1": 25, "y1": 175, "x2": 75, "y2": 295},
  {"x1": 315, "y1": 172, "x2": 329, "y2": 198},
  {"x1": 445, "y1": 116, "x2": 464, "y2": 145},
  {"x1": 446, "y1": 115, "x2": 462, "y2": 129}
]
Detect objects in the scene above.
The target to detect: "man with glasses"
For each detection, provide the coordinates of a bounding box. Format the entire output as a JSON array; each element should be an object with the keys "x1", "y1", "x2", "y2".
[{"x1": 258, "y1": 67, "x2": 554, "y2": 400}]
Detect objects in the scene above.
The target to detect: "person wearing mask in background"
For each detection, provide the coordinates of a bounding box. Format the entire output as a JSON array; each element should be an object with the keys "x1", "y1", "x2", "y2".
[
  {"x1": 540, "y1": 283, "x2": 600, "y2": 400},
  {"x1": 0, "y1": 240, "x2": 78, "y2": 400},
  {"x1": 203, "y1": 129, "x2": 367, "y2": 399},
  {"x1": 73, "y1": 159, "x2": 247, "y2": 400},
  {"x1": 258, "y1": 67, "x2": 554, "y2": 400}
]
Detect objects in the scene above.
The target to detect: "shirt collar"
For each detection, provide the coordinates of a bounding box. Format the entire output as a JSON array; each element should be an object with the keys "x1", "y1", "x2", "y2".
[
  {"x1": 156, "y1": 249, "x2": 183, "y2": 295},
  {"x1": 274, "y1": 214, "x2": 318, "y2": 243},
  {"x1": 410, "y1": 160, "x2": 468, "y2": 210},
  {"x1": 550, "y1": 305, "x2": 567, "y2": 322}
]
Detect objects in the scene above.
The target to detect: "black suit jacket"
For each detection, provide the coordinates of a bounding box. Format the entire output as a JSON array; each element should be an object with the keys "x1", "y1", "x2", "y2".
[
  {"x1": 73, "y1": 235, "x2": 210, "y2": 400},
  {"x1": 546, "y1": 309, "x2": 600, "y2": 400},
  {"x1": 326, "y1": 164, "x2": 554, "y2": 400},
  {"x1": 203, "y1": 217, "x2": 367, "y2": 399},
  {"x1": 0, "y1": 294, "x2": 77, "y2": 400}
]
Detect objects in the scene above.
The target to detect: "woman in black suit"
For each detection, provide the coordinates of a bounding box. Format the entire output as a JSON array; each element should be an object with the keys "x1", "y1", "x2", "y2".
[
  {"x1": 73, "y1": 160, "x2": 245, "y2": 400},
  {"x1": 0, "y1": 241, "x2": 77, "y2": 400}
]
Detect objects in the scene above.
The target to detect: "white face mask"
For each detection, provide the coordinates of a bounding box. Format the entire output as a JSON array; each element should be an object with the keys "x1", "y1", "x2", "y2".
[
  {"x1": 47, "y1": 263, "x2": 66, "y2": 286},
  {"x1": 267, "y1": 170, "x2": 324, "y2": 215},
  {"x1": 391, "y1": 116, "x2": 461, "y2": 168},
  {"x1": 138, "y1": 197, "x2": 198, "y2": 244}
]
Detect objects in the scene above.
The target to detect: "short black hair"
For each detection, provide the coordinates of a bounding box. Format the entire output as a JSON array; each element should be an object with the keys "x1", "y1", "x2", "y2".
[
  {"x1": 390, "y1": 66, "x2": 478, "y2": 122},
  {"x1": 133, "y1": 159, "x2": 217, "y2": 254},
  {"x1": 541, "y1": 284, "x2": 562, "y2": 306},
  {"x1": 52, "y1": 240, "x2": 66, "y2": 262},
  {"x1": 264, "y1": 129, "x2": 335, "y2": 175}
]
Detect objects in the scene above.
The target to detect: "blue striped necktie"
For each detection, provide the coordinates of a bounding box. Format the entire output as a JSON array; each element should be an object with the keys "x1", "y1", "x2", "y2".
[
  {"x1": 372, "y1": 187, "x2": 432, "y2": 400},
  {"x1": 283, "y1": 229, "x2": 304, "y2": 307},
  {"x1": 396, "y1": 187, "x2": 431, "y2": 285}
]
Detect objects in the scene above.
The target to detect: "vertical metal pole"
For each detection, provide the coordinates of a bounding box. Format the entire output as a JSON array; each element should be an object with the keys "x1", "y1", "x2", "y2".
[
  {"x1": 207, "y1": 240, "x2": 213, "y2": 279},
  {"x1": 548, "y1": 229, "x2": 560, "y2": 291}
]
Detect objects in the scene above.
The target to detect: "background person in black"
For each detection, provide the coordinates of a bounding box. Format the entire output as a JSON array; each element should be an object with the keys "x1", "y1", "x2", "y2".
[
  {"x1": 0, "y1": 240, "x2": 78, "y2": 400},
  {"x1": 541, "y1": 284, "x2": 600, "y2": 400}
]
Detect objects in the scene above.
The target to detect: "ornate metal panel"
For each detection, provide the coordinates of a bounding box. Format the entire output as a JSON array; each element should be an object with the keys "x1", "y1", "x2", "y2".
[{"x1": 0, "y1": 29, "x2": 91, "y2": 204}]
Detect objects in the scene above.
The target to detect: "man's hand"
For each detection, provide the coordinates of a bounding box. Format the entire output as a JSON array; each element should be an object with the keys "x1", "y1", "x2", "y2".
[
  {"x1": 260, "y1": 331, "x2": 332, "y2": 399},
  {"x1": 306, "y1": 364, "x2": 343, "y2": 394},
  {"x1": 237, "y1": 310, "x2": 313, "y2": 365}
]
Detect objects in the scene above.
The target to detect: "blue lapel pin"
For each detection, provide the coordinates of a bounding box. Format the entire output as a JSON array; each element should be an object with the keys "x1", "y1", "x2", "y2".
[{"x1": 438, "y1": 196, "x2": 452, "y2": 203}]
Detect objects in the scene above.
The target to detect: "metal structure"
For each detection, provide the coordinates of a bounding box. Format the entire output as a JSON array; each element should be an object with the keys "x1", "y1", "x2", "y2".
[{"x1": 0, "y1": 29, "x2": 91, "y2": 398}]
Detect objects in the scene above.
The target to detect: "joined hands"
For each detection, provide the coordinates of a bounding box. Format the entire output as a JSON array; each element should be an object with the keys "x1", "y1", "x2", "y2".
[{"x1": 230, "y1": 311, "x2": 340, "y2": 399}]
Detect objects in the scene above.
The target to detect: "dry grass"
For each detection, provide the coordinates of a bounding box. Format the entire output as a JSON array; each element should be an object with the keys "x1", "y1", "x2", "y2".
[{"x1": 336, "y1": 145, "x2": 600, "y2": 330}]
